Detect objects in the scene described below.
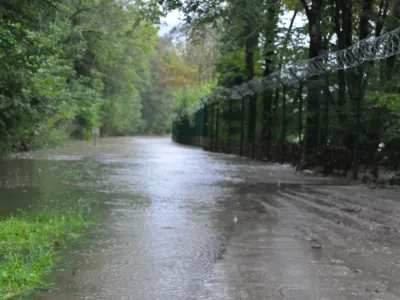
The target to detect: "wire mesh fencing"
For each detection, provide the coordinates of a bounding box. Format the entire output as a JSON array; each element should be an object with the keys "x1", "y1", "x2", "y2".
[{"x1": 172, "y1": 27, "x2": 400, "y2": 180}]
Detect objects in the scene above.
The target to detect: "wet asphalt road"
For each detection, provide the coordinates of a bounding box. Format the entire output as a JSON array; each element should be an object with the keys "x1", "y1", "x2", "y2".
[{"x1": 2, "y1": 137, "x2": 400, "y2": 300}]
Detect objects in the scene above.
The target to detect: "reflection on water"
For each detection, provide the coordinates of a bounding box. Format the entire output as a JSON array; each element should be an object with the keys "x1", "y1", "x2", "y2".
[{"x1": 0, "y1": 137, "x2": 344, "y2": 300}]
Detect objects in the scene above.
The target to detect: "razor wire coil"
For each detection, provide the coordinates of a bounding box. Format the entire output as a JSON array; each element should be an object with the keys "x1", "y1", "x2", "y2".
[{"x1": 178, "y1": 27, "x2": 400, "y2": 117}]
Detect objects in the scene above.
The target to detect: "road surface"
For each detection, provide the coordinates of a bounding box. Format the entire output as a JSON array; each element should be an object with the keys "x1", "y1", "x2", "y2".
[{"x1": 4, "y1": 137, "x2": 399, "y2": 300}]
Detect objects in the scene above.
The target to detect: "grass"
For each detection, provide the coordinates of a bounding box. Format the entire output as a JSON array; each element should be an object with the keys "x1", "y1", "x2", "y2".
[{"x1": 0, "y1": 198, "x2": 96, "y2": 299}]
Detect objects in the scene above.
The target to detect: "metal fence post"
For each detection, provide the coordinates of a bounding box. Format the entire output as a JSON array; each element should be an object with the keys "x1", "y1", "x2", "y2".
[
  {"x1": 202, "y1": 104, "x2": 208, "y2": 149},
  {"x1": 240, "y1": 97, "x2": 245, "y2": 156},
  {"x1": 353, "y1": 65, "x2": 367, "y2": 179},
  {"x1": 267, "y1": 94, "x2": 272, "y2": 161},
  {"x1": 253, "y1": 102, "x2": 257, "y2": 160},
  {"x1": 249, "y1": 87, "x2": 257, "y2": 160},
  {"x1": 281, "y1": 84, "x2": 287, "y2": 164},
  {"x1": 288, "y1": 70, "x2": 304, "y2": 165},
  {"x1": 228, "y1": 99, "x2": 232, "y2": 154},
  {"x1": 323, "y1": 75, "x2": 332, "y2": 173},
  {"x1": 297, "y1": 83, "x2": 304, "y2": 145},
  {"x1": 215, "y1": 100, "x2": 220, "y2": 151},
  {"x1": 210, "y1": 102, "x2": 214, "y2": 151},
  {"x1": 236, "y1": 88, "x2": 245, "y2": 157}
]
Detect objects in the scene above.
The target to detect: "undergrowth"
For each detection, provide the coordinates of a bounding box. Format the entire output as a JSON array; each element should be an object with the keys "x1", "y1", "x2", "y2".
[{"x1": 0, "y1": 198, "x2": 96, "y2": 299}]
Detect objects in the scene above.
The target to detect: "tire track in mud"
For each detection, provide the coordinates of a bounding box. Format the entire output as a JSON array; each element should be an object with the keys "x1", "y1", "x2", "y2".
[
  {"x1": 302, "y1": 187, "x2": 400, "y2": 245},
  {"x1": 311, "y1": 186, "x2": 400, "y2": 232},
  {"x1": 270, "y1": 187, "x2": 400, "y2": 298},
  {"x1": 198, "y1": 191, "x2": 324, "y2": 299},
  {"x1": 279, "y1": 188, "x2": 400, "y2": 243},
  {"x1": 306, "y1": 186, "x2": 400, "y2": 219},
  {"x1": 215, "y1": 181, "x2": 400, "y2": 299}
]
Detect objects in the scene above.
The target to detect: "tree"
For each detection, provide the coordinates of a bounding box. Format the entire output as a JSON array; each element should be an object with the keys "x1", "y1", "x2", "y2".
[
  {"x1": 0, "y1": 0, "x2": 171, "y2": 152},
  {"x1": 299, "y1": 0, "x2": 325, "y2": 163},
  {"x1": 385, "y1": 0, "x2": 400, "y2": 81}
]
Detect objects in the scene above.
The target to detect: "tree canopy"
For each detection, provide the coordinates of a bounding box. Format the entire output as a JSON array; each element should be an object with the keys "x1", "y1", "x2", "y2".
[
  {"x1": 163, "y1": 0, "x2": 400, "y2": 173},
  {"x1": 1, "y1": 0, "x2": 399, "y2": 167},
  {"x1": 0, "y1": 0, "x2": 216, "y2": 151}
]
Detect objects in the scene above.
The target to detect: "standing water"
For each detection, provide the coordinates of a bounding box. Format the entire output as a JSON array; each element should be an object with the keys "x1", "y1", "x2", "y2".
[
  {"x1": 3, "y1": 137, "x2": 400, "y2": 300},
  {"x1": 2, "y1": 137, "x2": 255, "y2": 299}
]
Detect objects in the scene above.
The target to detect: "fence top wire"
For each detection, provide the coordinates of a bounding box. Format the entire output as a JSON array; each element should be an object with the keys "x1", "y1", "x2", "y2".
[{"x1": 178, "y1": 27, "x2": 400, "y2": 118}]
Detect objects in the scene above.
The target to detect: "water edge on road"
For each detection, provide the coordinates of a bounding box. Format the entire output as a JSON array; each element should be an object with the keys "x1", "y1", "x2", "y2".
[{"x1": 1, "y1": 137, "x2": 400, "y2": 300}]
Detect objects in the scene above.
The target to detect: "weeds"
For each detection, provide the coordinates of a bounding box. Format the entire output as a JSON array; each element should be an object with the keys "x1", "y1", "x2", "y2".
[{"x1": 0, "y1": 198, "x2": 96, "y2": 299}]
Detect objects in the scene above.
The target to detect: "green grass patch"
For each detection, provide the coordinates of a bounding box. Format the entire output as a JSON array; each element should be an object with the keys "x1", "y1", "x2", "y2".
[{"x1": 0, "y1": 199, "x2": 96, "y2": 299}]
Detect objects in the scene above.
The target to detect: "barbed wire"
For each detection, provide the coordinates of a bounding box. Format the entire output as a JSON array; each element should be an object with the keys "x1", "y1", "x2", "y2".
[{"x1": 179, "y1": 27, "x2": 400, "y2": 117}]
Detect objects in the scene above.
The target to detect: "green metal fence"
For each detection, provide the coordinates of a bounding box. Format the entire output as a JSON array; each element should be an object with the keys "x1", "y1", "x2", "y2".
[{"x1": 172, "y1": 28, "x2": 400, "y2": 180}]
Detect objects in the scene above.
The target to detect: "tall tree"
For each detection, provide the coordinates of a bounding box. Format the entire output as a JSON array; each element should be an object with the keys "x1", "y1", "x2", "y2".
[
  {"x1": 300, "y1": 0, "x2": 325, "y2": 162},
  {"x1": 261, "y1": 1, "x2": 281, "y2": 147},
  {"x1": 333, "y1": 0, "x2": 353, "y2": 127},
  {"x1": 385, "y1": 0, "x2": 400, "y2": 81}
]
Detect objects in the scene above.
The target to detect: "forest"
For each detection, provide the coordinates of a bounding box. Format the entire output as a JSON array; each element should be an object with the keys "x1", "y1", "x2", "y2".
[
  {"x1": 0, "y1": 0, "x2": 215, "y2": 152},
  {"x1": 164, "y1": 0, "x2": 400, "y2": 178},
  {"x1": 0, "y1": 1, "x2": 400, "y2": 297},
  {"x1": 1, "y1": 0, "x2": 399, "y2": 178}
]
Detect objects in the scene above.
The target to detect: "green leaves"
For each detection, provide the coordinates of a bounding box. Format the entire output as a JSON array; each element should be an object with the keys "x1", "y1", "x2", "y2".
[
  {"x1": 0, "y1": 0, "x2": 171, "y2": 150},
  {"x1": 172, "y1": 84, "x2": 213, "y2": 117},
  {"x1": 0, "y1": 199, "x2": 96, "y2": 299}
]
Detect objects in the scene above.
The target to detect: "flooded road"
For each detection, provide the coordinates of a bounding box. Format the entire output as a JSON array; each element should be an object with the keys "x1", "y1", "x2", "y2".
[{"x1": 2, "y1": 137, "x2": 400, "y2": 299}]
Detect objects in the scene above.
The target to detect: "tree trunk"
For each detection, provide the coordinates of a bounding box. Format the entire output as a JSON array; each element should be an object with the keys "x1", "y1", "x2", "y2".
[
  {"x1": 385, "y1": 0, "x2": 400, "y2": 82},
  {"x1": 350, "y1": 0, "x2": 373, "y2": 178},
  {"x1": 335, "y1": 0, "x2": 352, "y2": 108},
  {"x1": 301, "y1": 0, "x2": 324, "y2": 161},
  {"x1": 376, "y1": 0, "x2": 389, "y2": 37},
  {"x1": 377, "y1": 2, "x2": 390, "y2": 84},
  {"x1": 334, "y1": 0, "x2": 345, "y2": 110},
  {"x1": 333, "y1": 0, "x2": 353, "y2": 145},
  {"x1": 245, "y1": 26, "x2": 258, "y2": 144},
  {"x1": 359, "y1": 0, "x2": 373, "y2": 40},
  {"x1": 261, "y1": 2, "x2": 281, "y2": 156},
  {"x1": 348, "y1": 0, "x2": 372, "y2": 108}
]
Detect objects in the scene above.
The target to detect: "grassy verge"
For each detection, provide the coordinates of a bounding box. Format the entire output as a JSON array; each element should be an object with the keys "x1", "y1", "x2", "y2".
[{"x1": 0, "y1": 199, "x2": 96, "y2": 299}]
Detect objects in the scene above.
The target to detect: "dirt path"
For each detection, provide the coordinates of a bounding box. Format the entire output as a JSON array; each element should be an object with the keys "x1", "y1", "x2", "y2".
[
  {"x1": 197, "y1": 184, "x2": 400, "y2": 299},
  {"x1": 14, "y1": 137, "x2": 398, "y2": 300}
]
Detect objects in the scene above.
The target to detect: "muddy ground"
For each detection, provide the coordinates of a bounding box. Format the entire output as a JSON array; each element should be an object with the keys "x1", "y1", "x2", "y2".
[{"x1": 1, "y1": 137, "x2": 399, "y2": 300}]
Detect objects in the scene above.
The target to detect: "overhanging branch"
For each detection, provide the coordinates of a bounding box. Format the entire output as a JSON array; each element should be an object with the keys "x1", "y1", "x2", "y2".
[{"x1": 299, "y1": 0, "x2": 310, "y2": 18}]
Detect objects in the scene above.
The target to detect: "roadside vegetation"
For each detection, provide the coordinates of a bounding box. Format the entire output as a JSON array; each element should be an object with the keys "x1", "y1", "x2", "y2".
[
  {"x1": 0, "y1": 198, "x2": 96, "y2": 299},
  {"x1": 0, "y1": 0, "x2": 218, "y2": 153},
  {"x1": 162, "y1": 0, "x2": 400, "y2": 178}
]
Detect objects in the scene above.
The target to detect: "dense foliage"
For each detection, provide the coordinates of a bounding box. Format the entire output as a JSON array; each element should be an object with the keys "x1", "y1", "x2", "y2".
[
  {"x1": 0, "y1": 0, "x2": 203, "y2": 152},
  {"x1": 2, "y1": 0, "x2": 399, "y2": 171},
  {"x1": 162, "y1": 0, "x2": 400, "y2": 175}
]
